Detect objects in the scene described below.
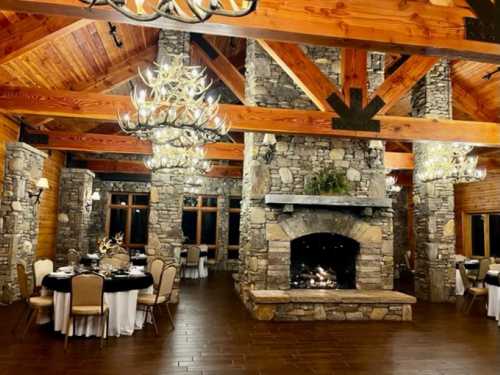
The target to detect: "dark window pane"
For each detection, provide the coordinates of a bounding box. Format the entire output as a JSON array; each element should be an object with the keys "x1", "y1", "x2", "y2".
[
  {"x1": 133, "y1": 194, "x2": 149, "y2": 206},
  {"x1": 228, "y1": 212, "x2": 240, "y2": 246},
  {"x1": 207, "y1": 248, "x2": 216, "y2": 259},
  {"x1": 109, "y1": 208, "x2": 127, "y2": 238},
  {"x1": 182, "y1": 211, "x2": 197, "y2": 244},
  {"x1": 229, "y1": 198, "x2": 241, "y2": 209},
  {"x1": 202, "y1": 196, "x2": 218, "y2": 207},
  {"x1": 111, "y1": 194, "x2": 128, "y2": 206},
  {"x1": 471, "y1": 215, "x2": 485, "y2": 256},
  {"x1": 228, "y1": 249, "x2": 239, "y2": 260},
  {"x1": 183, "y1": 196, "x2": 198, "y2": 207},
  {"x1": 489, "y1": 214, "x2": 500, "y2": 257},
  {"x1": 201, "y1": 212, "x2": 217, "y2": 244},
  {"x1": 130, "y1": 208, "x2": 148, "y2": 244}
]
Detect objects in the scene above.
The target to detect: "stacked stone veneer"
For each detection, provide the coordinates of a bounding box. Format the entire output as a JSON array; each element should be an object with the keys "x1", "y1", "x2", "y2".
[
  {"x1": 411, "y1": 60, "x2": 456, "y2": 302},
  {"x1": 238, "y1": 41, "x2": 394, "y2": 312},
  {"x1": 0, "y1": 142, "x2": 47, "y2": 302},
  {"x1": 54, "y1": 168, "x2": 94, "y2": 266}
]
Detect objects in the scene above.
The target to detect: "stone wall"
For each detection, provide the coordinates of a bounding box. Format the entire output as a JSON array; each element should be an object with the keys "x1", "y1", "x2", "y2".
[
  {"x1": 391, "y1": 188, "x2": 410, "y2": 268},
  {"x1": 54, "y1": 168, "x2": 95, "y2": 266},
  {"x1": 411, "y1": 60, "x2": 456, "y2": 302},
  {"x1": 0, "y1": 142, "x2": 47, "y2": 302},
  {"x1": 238, "y1": 41, "x2": 393, "y2": 306}
]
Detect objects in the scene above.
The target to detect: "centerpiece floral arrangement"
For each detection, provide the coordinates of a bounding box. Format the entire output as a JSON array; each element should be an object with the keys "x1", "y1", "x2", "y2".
[
  {"x1": 97, "y1": 232, "x2": 127, "y2": 257},
  {"x1": 304, "y1": 167, "x2": 349, "y2": 195}
]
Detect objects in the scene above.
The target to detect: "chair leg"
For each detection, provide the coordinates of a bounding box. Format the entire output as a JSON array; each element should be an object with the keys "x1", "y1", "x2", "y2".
[
  {"x1": 466, "y1": 294, "x2": 476, "y2": 314},
  {"x1": 144, "y1": 306, "x2": 149, "y2": 328},
  {"x1": 150, "y1": 306, "x2": 159, "y2": 336},
  {"x1": 64, "y1": 314, "x2": 72, "y2": 351},
  {"x1": 165, "y1": 303, "x2": 175, "y2": 330},
  {"x1": 22, "y1": 307, "x2": 36, "y2": 340},
  {"x1": 100, "y1": 314, "x2": 105, "y2": 349}
]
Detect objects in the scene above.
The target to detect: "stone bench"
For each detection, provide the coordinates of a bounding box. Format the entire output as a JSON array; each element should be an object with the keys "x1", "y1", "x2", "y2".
[{"x1": 248, "y1": 289, "x2": 416, "y2": 321}]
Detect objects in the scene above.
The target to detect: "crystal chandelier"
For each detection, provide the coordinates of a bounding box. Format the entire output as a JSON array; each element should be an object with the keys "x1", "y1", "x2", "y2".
[
  {"x1": 415, "y1": 143, "x2": 486, "y2": 183},
  {"x1": 81, "y1": 0, "x2": 257, "y2": 23}
]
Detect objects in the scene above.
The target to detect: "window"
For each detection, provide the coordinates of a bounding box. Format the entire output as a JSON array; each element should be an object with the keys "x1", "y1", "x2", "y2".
[
  {"x1": 228, "y1": 197, "x2": 241, "y2": 260},
  {"x1": 467, "y1": 213, "x2": 500, "y2": 258},
  {"x1": 182, "y1": 195, "x2": 219, "y2": 260},
  {"x1": 107, "y1": 193, "x2": 149, "y2": 252}
]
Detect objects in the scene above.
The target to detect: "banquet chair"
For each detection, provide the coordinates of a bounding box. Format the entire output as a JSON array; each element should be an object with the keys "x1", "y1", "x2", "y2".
[
  {"x1": 100, "y1": 256, "x2": 123, "y2": 269},
  {"x1": 182, "y1": 246, "x2": 201, "y2": 278},
  {"x1": 454, "y1": 254, "x2": 467, "y2": 263},
  {"x1": 33, "y1": 258, "x2": 54, "y2": 295},
  {"x1": 489, "y1": 263, "x2": 500, "y2": 271},
  {"x1": 468, "y1": 258, "x2": 490, "y2": 286},
  {"x1": 459, "y1": 263, "x2": 488, "y2": 314},
  {"x1": 149, "y1": 258, "x2": 165, "y2": 287},
  {"x1": 66, "y1": 249, "x2": 80, "y2": 266},
  {"x1": 12, "y1": 262, "x2": 53, "y2": 339},
  {"x1": 112, "y1": 253, "x2": 130, "y2": 268},
  {"x1": 65, "y1": 273, "x2": 109, "y2": 350},
  {"x1": 137, "y1": 264, "x2": 177, "y2": 336}
]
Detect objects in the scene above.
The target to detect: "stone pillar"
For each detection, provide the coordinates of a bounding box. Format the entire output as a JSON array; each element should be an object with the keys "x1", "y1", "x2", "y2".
[
  {"x1": 0, "y1": 142, "x2": 47, "y2": 302},
  {"x1": 411, "y1": 60, "x2": 456, "y2": 302},
  {"x1": 55, "y1": 168, "x2": 95, "y2": 266},
  {"x1": 147, "y1": 168, "x2": 185, "y2": 260}
]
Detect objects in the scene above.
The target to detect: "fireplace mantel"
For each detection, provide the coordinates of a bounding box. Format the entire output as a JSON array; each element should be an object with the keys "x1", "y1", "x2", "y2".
[{"x1": 265, "y1": 194, "x2": 392, "y2": 208}]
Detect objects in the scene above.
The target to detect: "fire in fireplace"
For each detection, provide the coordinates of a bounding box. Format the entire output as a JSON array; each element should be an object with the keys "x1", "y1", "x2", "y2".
[{"x1": 290, "y1": 233, "x2": 359, "y2": 289}]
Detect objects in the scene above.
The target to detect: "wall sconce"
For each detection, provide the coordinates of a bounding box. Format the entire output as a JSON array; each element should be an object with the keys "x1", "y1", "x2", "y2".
[
  {"x1": 262, "y1": 134, "x2": 277, "y2": 164},
  {"x1": 386, "y1": 175, "x2": 402, "y2": 193},
  {"x1": 85, "y1": 191, "x2": 101, "y2": 212},
  {"x1": 28, "y1": 178, "x2": 49, "y2": 205}
]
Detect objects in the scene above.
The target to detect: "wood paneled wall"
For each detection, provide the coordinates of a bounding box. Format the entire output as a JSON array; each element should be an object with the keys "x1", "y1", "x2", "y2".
[
  {"x1": 0, "y1": 116, "x2": 20, "y2": 194},
  {"x1": 37, "y1": 150, "x2": 65, "y2": 259},
  {"x1": 454, "y1": 170, "x2": 500, "y2": 255}
]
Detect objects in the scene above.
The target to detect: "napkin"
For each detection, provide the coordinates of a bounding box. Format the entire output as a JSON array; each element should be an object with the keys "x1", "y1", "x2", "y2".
[
  {"x1": 58, "y1": 266, "x2": 73, "y2": 273},
  {"x1": 129, "y1": 268, "x2": 145, "y2": 277},
  {"x1": 487, "y1": 270, "x2": 500, "y2": 276},
  {"x1": 86, "y1": 253, "x2": 99, "y2": 259},
  {"x1": 50, "y1": 271, "x2": 71, "y2": 278}
]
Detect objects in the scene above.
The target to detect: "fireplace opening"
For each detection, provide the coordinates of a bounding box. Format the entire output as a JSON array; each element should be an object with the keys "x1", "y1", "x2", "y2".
[{"x1": 290, "y1": 233, "x2": 359, "y2": 289}]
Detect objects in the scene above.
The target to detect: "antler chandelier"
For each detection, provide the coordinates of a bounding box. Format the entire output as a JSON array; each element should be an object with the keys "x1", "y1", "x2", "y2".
[
  {"x1": 81, "y1": 0, "x2": 257, "y2": 23},
  {"x1": 415, "y1": 143, "x2": 486, "y2": 183},
  {"x1": 118, "y1": 54, "x2": 228, "y2": 172}
]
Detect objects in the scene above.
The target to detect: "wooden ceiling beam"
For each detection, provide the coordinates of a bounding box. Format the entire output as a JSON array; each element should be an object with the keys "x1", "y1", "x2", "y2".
[
  {"x1": 257, "y1": 40, "x2": 342, "y2": 112},
  {"x1": 452, "y1": 78, "x2": 498, "y2": 122},
  {"x1": 191, "y1": 34, "x2": 247, "y2": 104},
  {"x1": 0, "y1": 15, "x2": 91, "y2": 65},
  {"x1": 385, "y1": 152, "x2": 414, "y2": 170},
  {"x1": 341, "y1": 48, "x2": 368, "y2": 106},
  {"x1": 2, "y1": 86, "x2": 500, "y2": 147},
  {"x1": 372, "y1": 56, "x2": 440, "y2": 115},
  {"x1": 1, "y1": 0, "x2": 499, "y2": 63}
]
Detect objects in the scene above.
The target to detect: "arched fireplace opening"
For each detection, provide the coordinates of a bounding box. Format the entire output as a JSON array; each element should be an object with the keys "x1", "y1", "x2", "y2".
[{"x1": 290, "y1": 233, "x2": 359, "y2": 289}]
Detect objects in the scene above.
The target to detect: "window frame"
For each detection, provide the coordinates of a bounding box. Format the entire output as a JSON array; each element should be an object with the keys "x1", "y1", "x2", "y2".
[
  {"x1": 106, "y1": 192, "x2": 149, "y2": 251},
  {"x1": 182, "y1": 195, "x2": 220, "y2": 259},
  {"x1": 464, "y1": 211, "x2": 500, "y2": 259}
]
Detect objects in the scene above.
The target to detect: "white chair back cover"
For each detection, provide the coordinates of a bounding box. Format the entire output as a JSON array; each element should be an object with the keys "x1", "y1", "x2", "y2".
[
  {"x1": 33, "y1": 258, "x2": 54, "y2": 288},
  {"x1": 455, "y1": 254, "x2": 467, "y2": 263}
]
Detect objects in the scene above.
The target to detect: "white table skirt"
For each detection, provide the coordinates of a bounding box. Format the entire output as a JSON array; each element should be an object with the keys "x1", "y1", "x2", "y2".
[
  {"x1": 40, "y1": 286, "x2": 153, "y2": 337},
  {"x1": 455, "y1": 269, "x2": 465, "y2": 296},
  {"x1": 486, "y1": 283, "x2": 500, "y2": 326},
  {"x1": 181, "y1": 256, "x2": 208, "y2": 279}
]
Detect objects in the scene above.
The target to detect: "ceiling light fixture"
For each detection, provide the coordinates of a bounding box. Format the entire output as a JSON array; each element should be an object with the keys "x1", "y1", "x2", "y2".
[{"x1": 81, "y1": 0, "x2": 257, "y2": 24}]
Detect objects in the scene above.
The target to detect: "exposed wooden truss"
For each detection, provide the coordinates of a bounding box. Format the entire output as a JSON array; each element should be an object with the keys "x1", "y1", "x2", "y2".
[
  {"x1": 2, "y1": 86, "x2": 500, "y2": 146},
  {"x1": 257, "y1": 40, "x2": 341, "y2": 112},
  {"x1": 191, "y1": 34, "x2": 247, "y2": 104},
  {"x1": 341, "y1": 48, "x2": 368, "y2": 107},
  {"x1": 452, "y1": 78, "x2": 498, "y2": 122},
  {"x1": 385, "y1": 152, "x2": 415, "y2": 170},
  {"x1": 1, "y1": 0, "x2": 499, "y2": 63}
]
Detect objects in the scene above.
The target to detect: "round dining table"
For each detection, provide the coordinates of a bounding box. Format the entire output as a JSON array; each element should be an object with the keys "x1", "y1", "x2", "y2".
[{"x1": 42, "y1": 271, "x2": 153, "y2": 337}]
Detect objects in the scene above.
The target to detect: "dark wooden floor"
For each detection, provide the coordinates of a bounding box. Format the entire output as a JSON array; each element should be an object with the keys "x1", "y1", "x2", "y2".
[{"x1": 1, "y1": 272, "x2": 499, "y2": 375}]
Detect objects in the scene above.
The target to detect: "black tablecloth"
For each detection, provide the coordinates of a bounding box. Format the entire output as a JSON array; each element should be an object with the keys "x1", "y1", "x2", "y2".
[
  {"x1": 180, "y1": 251, "x2": 208, "y2": 258},
  {"x1": 80, "y1": 255, "x2": 100, "y2": 267},
  {"x1": 485, "y1": 273, "x2": 500, "y2": 287},
  {"x1": 131, "y1": 257, "x2": 148, "y2": 266},
  {"x1": 42, "y1": 272, "x2": 153, "y2": 293},
  {"x1": 455, "y1": 262, "x2": 480, "y2": 270}
]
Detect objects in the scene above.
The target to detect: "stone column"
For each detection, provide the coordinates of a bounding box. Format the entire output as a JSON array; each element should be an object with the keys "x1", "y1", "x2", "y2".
[
  {"x1": 55, "y1": 168, "x2": 95, "y2": 266},
  {"x1": 148, "y1": 168, "x2": 185, "y2": 260},
  {"x1": 0, "y1": 142, "x2": 47, "y2": 302},
  {"x1": 411, "y1": 60, "x2": 456, "y2": 302}
]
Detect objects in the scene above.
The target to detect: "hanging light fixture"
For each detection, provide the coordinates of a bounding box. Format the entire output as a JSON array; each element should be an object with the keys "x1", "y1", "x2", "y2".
[
  {"x1": 118, "y1": 54, "x2": 229, "y2": 172},
  {"x1": 80, "y1": 0, "x2": 257, "y2": 24},
  {"x1": 415, "y1": 143, "x2": 487, "y2": 183}
]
